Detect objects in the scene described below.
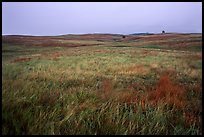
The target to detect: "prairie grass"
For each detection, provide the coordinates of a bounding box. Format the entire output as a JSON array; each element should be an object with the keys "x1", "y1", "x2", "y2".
[{"x1": 2, "y1": 34, "x2": 202, "y2": 135}]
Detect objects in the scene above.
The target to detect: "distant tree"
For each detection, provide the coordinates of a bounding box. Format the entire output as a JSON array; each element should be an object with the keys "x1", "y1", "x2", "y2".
[
  {"x1": 162, "y1": 30, "x2": 165, "y2": 34},
  {"x1": 122, "y1": 35, "x2": 126, "y2": 38}
]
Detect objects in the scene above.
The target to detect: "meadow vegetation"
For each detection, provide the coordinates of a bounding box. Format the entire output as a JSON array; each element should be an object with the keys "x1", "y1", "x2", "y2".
[{"x1": 2, "y1": 33, "x2": 202, "y2": 135}]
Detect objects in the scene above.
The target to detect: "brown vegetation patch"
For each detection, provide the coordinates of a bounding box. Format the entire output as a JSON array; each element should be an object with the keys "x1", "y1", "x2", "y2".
[
  {"x1": 142, "y1": 51, "x2": 149, "y2": 55},
  {"x1": 99, "y1": 79, "x2": 138, "y2": 104},
  {"x1": 52, "y1": 52, "x2": 63, "y2": 58},
  {"x1": 189, "y1": 54, "x2": 202, "y2": 60},
  {"x1": 127, "y1": 82, "x2": 141, "y2": 90},
  {"x1": 115, "y1": 91, "x2": 138, "y2": 104},
  {"x1": 192, "y1": 82, "x2": 202, "y2": 93},
  {"x1": 147, "y1": 74, "x2": 186, "y2": 108},
  {"x1": 101, "y1": 79, "x2": 113, "y2": 95},
  {"x1": 38, "y1": 91, "x2": 60, "y2": 106},
  {"x1": 13, "y1": 57, "x2": 32, "y2": 62},
  {"x1": 99, "y1": 78, "x2": 117, "y2": 101},
  {"x1": 183, "y1": 111, "x2": 201, "y2": 128}
]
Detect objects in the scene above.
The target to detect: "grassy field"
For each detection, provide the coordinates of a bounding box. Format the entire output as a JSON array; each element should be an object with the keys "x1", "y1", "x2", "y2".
[{"x1": 2, "y1": 33, "x2": 202, "y2": 135}]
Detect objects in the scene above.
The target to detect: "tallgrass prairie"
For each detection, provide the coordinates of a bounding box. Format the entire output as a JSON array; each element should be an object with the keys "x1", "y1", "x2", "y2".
[{"x1": 2, "y1": 33, "x2": 202, "y2": 135}]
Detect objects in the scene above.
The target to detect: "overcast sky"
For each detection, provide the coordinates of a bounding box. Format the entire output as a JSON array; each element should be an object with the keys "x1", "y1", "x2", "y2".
[{"x1": 2, "y1": 2, "x2": 202, "y2": 36}]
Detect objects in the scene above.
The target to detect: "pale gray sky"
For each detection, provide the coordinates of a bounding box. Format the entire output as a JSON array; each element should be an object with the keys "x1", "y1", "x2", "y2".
[{"x1": 2, "y1": 2, "x2": 202, "y2": 36}]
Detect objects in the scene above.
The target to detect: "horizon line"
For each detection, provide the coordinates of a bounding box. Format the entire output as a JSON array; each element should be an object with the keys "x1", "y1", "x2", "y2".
[{"x1": 2, "y1": 32, "x2": 202, "y2": 37}]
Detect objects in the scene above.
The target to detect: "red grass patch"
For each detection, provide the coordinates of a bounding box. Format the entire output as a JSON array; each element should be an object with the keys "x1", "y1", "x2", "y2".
[
  {"x1": 142, "y1": 51, "x2": 149, "y2": 55},
  {"x1": 147, "y1": 74, "x2": 186, "y2": 108},
  {"x1": 13, "y1": 57, "x2": 32, "y2": 62}
]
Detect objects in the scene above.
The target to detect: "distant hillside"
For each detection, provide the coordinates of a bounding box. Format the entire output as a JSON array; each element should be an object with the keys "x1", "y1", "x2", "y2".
[{"x1": 129, "y1": 33, "x2": 154, "y2": 36}]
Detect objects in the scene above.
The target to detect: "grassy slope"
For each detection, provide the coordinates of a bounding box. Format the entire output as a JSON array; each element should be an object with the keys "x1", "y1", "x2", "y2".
[{"x1": 2, "y1": 34, "x2": 202, "y2": 135}]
